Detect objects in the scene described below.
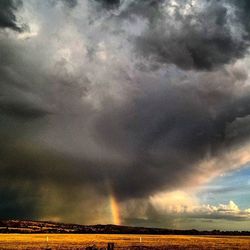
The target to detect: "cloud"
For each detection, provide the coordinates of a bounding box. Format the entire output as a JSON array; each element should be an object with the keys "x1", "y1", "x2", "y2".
[
  {"x1": 1, "y1": 0, "x2": 250, "y2": 224},
  {"x1": 102, "y1": 0, "x2": 250, "y2": 70},
  {"x1": 135, "y1": 0, "x2": 250, "y2": 70},
  {"x1": 150, "y1": 191, "x2": 199, "y2": 214},
  {"x1": 122, "y1": 195, "x2": 250, "y2": 230},
  {"x1": 0, "y1": 0, "x2": 23, "y2": 32},
  {"x1": 192, "y1": 201, "x2": 250, "y2": 221},
  {"x1": 147, "y1": 192, "x2": 250, "y2": 223},
  {"x1": 95, "y1": 0, "x2": 120, "y2": 9},
  {"x1": 61, "y1": 0, "x2": 78, "y2": 8},
  {"x1": 0, "y1": 92, "x2": 51, "y2": 119},
  {"x1": 147, "y1": 189, "x2": 250, "y2": 221}
]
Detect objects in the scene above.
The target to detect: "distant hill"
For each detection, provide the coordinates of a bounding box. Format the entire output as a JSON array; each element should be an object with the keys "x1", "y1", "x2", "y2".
[{"x1": 0, "y1": 220, "x2": 250, "y2": 235}]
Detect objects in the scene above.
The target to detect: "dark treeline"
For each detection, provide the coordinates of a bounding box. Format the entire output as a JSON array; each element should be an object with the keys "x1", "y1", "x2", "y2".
[{"x1": 0, "y1": 220, "x2": 250, "y2": 236}]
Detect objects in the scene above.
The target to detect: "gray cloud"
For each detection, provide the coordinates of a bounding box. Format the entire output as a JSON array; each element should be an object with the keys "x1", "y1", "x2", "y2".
[
  {"x1": 61, "y1": 0, "x2": 78, "y2": 8},
  {"x1": 90, "y1": 0, "x2": 250, "y2": 70},
  {"x1": 124, "y1": 200, "x2": 250, "y2": 231},
  {"x1": 95, "y1": 0, "x2": 120, "y2": 8},
  {"x1": 132, "y1": 0, "x2": 250, "y2": 70},
  {"x1": 1, "y1": 0, "x2": 250, "y2": 223},
  {"x1": 0, "y1": 0, "x2": 23, "y2": 32}
]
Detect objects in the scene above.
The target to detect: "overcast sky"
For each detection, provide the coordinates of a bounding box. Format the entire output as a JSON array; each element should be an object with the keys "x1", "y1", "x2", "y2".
[{"x1": 1, "y1": 0, "x2": 250, "y2": 230}]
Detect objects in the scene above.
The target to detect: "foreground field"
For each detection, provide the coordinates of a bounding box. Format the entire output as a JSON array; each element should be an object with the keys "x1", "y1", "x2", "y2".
[{"x1": 0, "y1": 234, "x2": 250, "y2": 249}]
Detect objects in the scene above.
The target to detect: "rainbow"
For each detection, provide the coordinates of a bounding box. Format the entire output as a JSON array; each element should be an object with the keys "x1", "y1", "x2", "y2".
[{"x1": 109, "y1": 192, "x2": 121, "y2": 225}]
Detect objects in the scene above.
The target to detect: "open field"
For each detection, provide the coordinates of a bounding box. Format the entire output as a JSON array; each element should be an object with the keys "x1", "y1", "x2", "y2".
[{"x1": 0, "y1": 234, "x2": 250, "y2": 249}]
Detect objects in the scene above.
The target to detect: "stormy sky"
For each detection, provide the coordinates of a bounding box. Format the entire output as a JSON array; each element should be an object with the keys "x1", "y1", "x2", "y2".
[{"x1": 1, "y1": 0, "x2": 250, "y2": 230}]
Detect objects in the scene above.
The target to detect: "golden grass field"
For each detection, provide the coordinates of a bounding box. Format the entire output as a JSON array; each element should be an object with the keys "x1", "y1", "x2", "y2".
[{"x1": 0, "y1": 234, "x2": 250, "y2": 249}]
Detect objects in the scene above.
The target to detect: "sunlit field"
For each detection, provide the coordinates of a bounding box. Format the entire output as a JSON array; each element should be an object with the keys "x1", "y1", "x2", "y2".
[{"x1": 0, "y1": 234, "x2": 250, "y2": 249}]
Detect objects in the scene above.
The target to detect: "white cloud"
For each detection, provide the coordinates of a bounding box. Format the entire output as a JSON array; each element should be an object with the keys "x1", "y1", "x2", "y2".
[
  {"x1": 150, "y1": 191, "x2": 199, "y2": 214},
  {"x1": 150, "y1": 191, "x2": 250, "y2": 221}
]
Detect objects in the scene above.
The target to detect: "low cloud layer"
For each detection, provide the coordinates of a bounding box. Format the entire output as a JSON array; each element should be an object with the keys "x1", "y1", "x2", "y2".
[
  {"x1": 1, "y1": 0, "x2": 250, "y2": 226},
  {"x1": 150, "y1": 192, "x2": 250, "y2": 221},
  {"x1": 122, "y1": 192, "x2": 250, "y2": 230}
]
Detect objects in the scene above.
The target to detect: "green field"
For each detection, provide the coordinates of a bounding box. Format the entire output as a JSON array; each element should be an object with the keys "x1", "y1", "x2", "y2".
[{"x1": 0, "y1": 234, "x2": 250, "y2": 249}]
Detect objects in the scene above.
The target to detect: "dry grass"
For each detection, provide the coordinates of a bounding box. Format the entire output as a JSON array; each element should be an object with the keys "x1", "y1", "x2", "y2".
[{"x1": 0, "y1": 234, "x2": 250, "y2": 249}]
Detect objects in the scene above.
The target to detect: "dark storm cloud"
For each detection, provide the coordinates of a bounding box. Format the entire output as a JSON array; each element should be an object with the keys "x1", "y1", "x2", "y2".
[
  {"x1": 93, "y1": 0, "x2": 250, "y2": 70},
  {"x1": 92, "y1": 71, "x2": 250, "y2": 199},
  {"x1": 61, "y1": 0, "x2": 78, "y2": 8},
  {"x1": 95, "y1": 0, "x2": 120, "y2": 8},
  {"x1": 0, "y1": 37, "x2": 52, "y2": 120},
  {"x1": 233, "y1": 0, "x2": 250, "y2": 32},
  {"x1": 127, "y1": 0, "x2": 250, "y2": 70},
  {"x1": 0, "y1": 181, "x2": 39, "y2": 220},
  {"x1": 0, "y1": 97, "x2": 51, "y2": 119},
  {"x1": 1, "y1": 0, "x2": 250, "y2": 222},
  {"x1": 0, "y1": 0, "x2": 23, "y2": 32}
]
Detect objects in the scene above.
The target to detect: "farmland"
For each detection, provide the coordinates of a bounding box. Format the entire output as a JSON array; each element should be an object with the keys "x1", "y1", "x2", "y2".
[{"x1": 0, "y1": 234, "x2": 250, "y2": 249}]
